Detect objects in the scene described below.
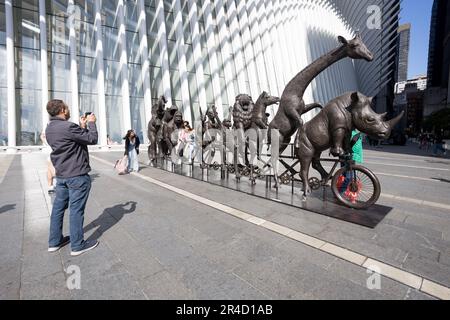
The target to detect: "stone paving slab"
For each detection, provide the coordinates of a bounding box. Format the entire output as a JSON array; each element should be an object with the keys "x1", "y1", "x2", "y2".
[
  {"x1": 0, "y1": 151, "x2": 447, "y2": 300},
  {"x1": 92, "y1": 152, "x2": 450, "y2": 291}
]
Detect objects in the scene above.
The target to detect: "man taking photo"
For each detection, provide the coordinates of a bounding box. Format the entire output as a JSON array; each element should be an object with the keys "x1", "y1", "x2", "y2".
[{"x1": 45, "y1": 100, "x2": 99, "y2": 256}]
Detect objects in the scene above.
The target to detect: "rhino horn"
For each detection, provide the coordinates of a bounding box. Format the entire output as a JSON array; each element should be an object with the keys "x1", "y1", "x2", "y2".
[{"x1": 386, "y1": 111, "x2": 405, "y2": 130}]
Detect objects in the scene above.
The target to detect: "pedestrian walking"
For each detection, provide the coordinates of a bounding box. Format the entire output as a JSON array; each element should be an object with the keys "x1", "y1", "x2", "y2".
[
  {"x1": 45, "y1": 100, "x2": 99, "y2": 256},
  {"x1": 433, "y1": 132, "x2": 447, "y2": 157},
  {"x1": 124, "y1": 130, "x2": 140, "y2": 173}
]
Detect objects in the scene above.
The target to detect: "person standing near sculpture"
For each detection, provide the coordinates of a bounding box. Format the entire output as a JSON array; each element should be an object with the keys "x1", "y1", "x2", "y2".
[
  {"x1": 40, "y1": 132, "x2": 56, "y2": 195},
  {"x1": 124, "y1": 130, "x2": 141, "y2": 173},
  {"x1": 45, "y1": 100, "x2": 99, "y2": 256},
  {"x1": 181, "y1": 121, "x2": 197, "y2": 163}
]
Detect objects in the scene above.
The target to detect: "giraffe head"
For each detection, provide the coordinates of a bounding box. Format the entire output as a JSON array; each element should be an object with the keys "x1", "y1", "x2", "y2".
[{"x1": 338, "y1": 33, "x2": 374, "y2": 62}]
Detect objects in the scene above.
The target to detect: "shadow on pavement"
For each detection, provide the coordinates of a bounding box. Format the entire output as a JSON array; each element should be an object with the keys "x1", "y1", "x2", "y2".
[
  {"x1": 431, "y1": 178, "x2": 450, "y2": 184},
  {"x1": 0, "y1": 204, "x2": 16, "y2": 214},
  {"x1": 85, "y1": 201, "x2": 137, "y2": 242}
]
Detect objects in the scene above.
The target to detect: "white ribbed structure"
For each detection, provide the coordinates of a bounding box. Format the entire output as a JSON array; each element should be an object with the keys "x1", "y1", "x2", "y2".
[{"x1": 2, "y1": 0, "x2": 400, "y2": 147}]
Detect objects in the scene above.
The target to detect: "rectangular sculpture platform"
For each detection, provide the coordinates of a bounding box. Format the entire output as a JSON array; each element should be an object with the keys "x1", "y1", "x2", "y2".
[{"x1": 152, "y1": 161, "x2": 392, "y2": 229}]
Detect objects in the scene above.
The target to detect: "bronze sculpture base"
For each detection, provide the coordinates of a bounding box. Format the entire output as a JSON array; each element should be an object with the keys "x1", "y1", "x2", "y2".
[{"x1": 153, "y1": 160, "x2": 392, "y2": 229}]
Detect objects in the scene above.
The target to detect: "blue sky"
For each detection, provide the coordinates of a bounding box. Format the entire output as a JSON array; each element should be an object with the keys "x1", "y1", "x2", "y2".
[{"x1": 400, "y1": 0, "x2": 434, "y2": 79}]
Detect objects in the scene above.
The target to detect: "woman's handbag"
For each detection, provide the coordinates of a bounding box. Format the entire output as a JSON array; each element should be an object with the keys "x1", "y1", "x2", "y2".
[{"x1": 114, "y1": 155, "x2": 128, "y2": 175}]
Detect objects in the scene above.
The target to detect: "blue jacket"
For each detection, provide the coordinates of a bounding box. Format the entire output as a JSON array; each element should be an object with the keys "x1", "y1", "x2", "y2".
[{"x1": 45, "y1": 117, "x2": 98, "y2": 178}]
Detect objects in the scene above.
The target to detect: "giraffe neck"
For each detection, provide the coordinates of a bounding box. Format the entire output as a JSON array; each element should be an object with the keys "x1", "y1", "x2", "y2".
[{"x1": 285, "y1": 45, "x2": 348, "y2": 97}]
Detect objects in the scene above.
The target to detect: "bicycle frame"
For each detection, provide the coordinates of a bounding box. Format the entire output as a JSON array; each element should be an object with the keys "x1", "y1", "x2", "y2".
[{"x1": 318, "y1": 153, "x2": 355, "y2": 185}]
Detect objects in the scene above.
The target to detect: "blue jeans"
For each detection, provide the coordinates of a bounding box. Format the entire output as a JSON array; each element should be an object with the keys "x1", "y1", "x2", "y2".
[
  {"x1": 433, "y1": 143, "x2": 446, "y2": 155},
  {"x1": 49, "y1": 174, "x2": 92, "y2": 251}
]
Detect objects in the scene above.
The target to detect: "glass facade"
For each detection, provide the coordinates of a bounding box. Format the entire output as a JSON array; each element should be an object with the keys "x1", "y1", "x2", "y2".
[
  {"x1": 0, "y1": 0, "x2": 274, "y2": 146},
  {"x1": 0, "y1": 2, "x2": 7, "y2": 146},
  {"x1": 1, "y1": 0, "x2": 400, "y2": 147}
]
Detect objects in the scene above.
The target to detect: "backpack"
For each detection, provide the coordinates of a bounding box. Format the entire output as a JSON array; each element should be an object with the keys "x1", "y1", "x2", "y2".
[{"x1": 114, "y1": 155, "x2": 128, "y2": 175}]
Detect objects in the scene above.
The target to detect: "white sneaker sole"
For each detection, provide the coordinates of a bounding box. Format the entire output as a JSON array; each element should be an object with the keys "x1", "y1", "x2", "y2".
[
  {"x1": 70, "y1": 241, "x2": 99, "y2": 256},
  {"x1": 48, "y1": 239, "x2": 70, "y2": 252}
]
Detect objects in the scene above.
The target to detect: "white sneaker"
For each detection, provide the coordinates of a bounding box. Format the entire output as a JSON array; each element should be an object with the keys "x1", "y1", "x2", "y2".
[
  {"x1": 70, "y1": 240, "x2": 99, "y2": 256},
  {"x1": 48, "y1": 236, "x2": 70, "y2": 253}
]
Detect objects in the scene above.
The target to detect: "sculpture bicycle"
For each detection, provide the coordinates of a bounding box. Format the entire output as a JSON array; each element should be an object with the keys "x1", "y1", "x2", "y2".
[{"x1": 147, "y1": 34, "x2": 402, "y2": 214}]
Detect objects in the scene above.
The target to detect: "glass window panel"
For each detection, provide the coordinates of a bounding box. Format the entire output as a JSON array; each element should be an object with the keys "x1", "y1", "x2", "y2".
[
  {"x1": 47, "y1": 15, "x2": 69, "y2": 54},
  {"x1": 167, "y1": 39, "x2": 178, "y2": 70},
  {"x1": 0, "y1": 87, "x2": 7, "y2": 146},
  {"x1": 15, "y1": 0, "x2": 39, "y2": 11},
  {"x1": 220, "y1": 77, "x2": 228, "y2": 105},
  {"x1": 148, "y1": 35, "x2": 161, "y2": 67},
  {"x1": 102, "y1": 0, "x2": 119, "y2": 28},
  {"x1": 129, "y1": 63, "x2": 144, "y2": 97},
  {"x1": 17, "y1": 89, "x2": 42, "y2": 146},
  {"x1": 48, "y1": 51, "x2": 71, "y2": 93},
  {"x1": 75, "y1": 0, "x2": 95, "y2": 24},
  {"x1": 125, "y1": 0, "x2": 139, "y2": 32},
  {"x1": 77, "y1": 20, "x2": 96, "y2": 57},
  {"x1": 205, "y1": 75, "x2": 213, "y2": 104},
  {"x1": 202, "y1": 46, "x2": 210, "y2": 74},
  {"x1": 146, "y1": 5, "x2": 158, "y2": 38},
  {"x1": 170, "y1": 69, "x2": 181, "y2": 101},
  {"x1": 145, "y1": 0, "x2": 157, "y2": 9},
  {"x1": 165, "y1": 11, "x2": 176, "y2": 41},
  {"x1": 46, "y1": 0, "x2": 69, "y2": 16},
  {"x1": 130, "y1": 97, "x2": 146, "y2": 142},
  {"x1": 106, "y1": 95, "x2": 124, "y2": 143},
  {"x1": 103, "y1": 25, "x2": 120, "y2": 61},
  {"x1": 78, "y1": 56, "x2": 97, "y2": 94},
  {"x1": 164, "y1": 0, "x2": 174, "y2": 13},
  {"x1": 188, "y1": 71, "x2": 198, "y2": 103},
  {"x1": 16, "y1": 48, "x2": 42, "y2": 90},
  {"x1": 185, "y1": 44, "x2": 194, "y2": 71},
  {"x1": 0, "y1": 4, "x2": 6, "y2": 45},
  {"x1": 127, "y1": 31, "x2": 141, "y2": 64},
  {"x1": 79, "y1": 94, "x2": 98, "y2": 118},
  {"x1": 49, "y1": 90, "x2": 72, "y2": 108},
  {"x1": 150, "y1": 66, "x2": 164, "y2": 99},
  {"x1": 104, "y1": 60, "x2": 122, "y2": 95},
  {"x1": 196, "y1": 0, "x2": 204, "y2": 21},
  {"x1": 14, "y1": 7, "x2": 40, "y2": 50},
  {"x1": 0, "y1": 45, "x2": 6, "y2": 88},
  {"x1": 183, "y1": 14, "x2": 192, "y2": 44}
]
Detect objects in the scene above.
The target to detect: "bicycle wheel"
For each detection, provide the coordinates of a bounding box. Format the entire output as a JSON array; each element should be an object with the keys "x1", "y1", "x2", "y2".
[{"x1": 331, "y1": 165, "x2": 381, "y2": 210}]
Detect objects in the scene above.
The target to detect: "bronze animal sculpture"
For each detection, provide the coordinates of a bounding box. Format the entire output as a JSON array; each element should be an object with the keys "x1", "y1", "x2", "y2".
[
  {"x1": 251, "y1": 91, "x2": 280, "y2": 130},
  {"x1": 296, "y1": 92, "x2": 404, "y2": 199},
  {"x1": 268, "y1": 34, "x2": 374, "y2": 154},
  {"x1": 159, "y1": 105, "x2": 179, "y2": 157},
  {"x1": 147, "y1": 96, "x2": 168, "y2": 163},
  {"x1": 161, "y1": 110, "x2": 184, "y2": 157},
  {"x1": 232, "y1": 94, "x2": 255, "y2": 166}
]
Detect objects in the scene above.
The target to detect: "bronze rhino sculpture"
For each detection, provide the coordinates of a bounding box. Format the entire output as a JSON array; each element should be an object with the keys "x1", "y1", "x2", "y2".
[{"x1": 296, "y1": 92, "x2": 404, "y2": 198}]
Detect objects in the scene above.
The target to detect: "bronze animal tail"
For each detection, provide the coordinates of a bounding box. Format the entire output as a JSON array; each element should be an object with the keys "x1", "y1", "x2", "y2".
[{"x1": 303, "y1": 103, "x2": 323, "y2": 115}]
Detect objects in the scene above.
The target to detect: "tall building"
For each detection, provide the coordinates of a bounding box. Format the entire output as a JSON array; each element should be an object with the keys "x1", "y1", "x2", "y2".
[
  {"x1": 427, "y1": 0, "x2": 450, "y2": 89},
  {"x1": 0, "y1": 0, "x2": 401, "y2": 149},
  {"x1": 396, "y1": 23, "x2": 411, "y2": 83},
  {"x1": 394, "y1": 76, "x2": 427, "y2": 134},
  {"x1": 424, "y1": 0, "x2": 450, "y2": 117}
]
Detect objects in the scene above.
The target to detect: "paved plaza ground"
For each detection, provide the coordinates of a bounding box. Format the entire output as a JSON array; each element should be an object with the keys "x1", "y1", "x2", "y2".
[{"x1": 1, "y1": 142, "x2": 450, "y2": 300}]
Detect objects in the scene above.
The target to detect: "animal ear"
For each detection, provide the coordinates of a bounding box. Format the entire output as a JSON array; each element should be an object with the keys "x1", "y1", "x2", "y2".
[
  {"x1": 351, "y1": 92, "x2": 360, "y2": 103},
  {"x1": 338, "y1": 36, "x2": 348, "y2": 45}
]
